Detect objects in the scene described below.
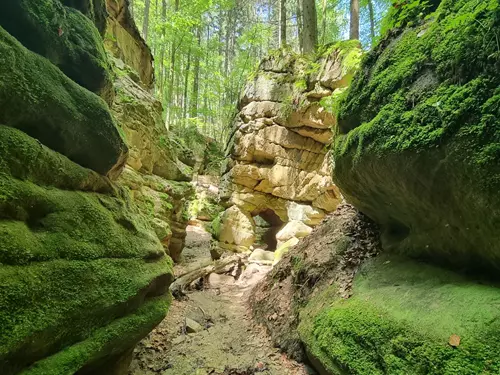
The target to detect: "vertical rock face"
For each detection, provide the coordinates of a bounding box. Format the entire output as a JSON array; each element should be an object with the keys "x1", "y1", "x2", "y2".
[
  {"x1": 106, "y1": 0, "x2": 154, "y2": 89},
  {"x1": 217, "y1": 47, "x2": 358, "y2": 252},
  {"x1": 0, "y1": 1, "x2": 174, "y2": 374},
  {"x1": 104, "y1": 0, "x2": 194, "y2": 262}
]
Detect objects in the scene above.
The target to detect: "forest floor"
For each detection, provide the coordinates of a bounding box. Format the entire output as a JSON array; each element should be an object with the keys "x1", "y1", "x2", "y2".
[{"x1": 129, "y1": 223, "x2": 312, "y2": 375}]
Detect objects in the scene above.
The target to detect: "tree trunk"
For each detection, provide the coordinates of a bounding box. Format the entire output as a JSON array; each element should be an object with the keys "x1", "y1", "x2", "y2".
[
  {"x1": 321, "y1": 0, "x2": 327, "y2": 44},
  {"x1": 142, "y1": 0, "x2": 151, "y2": 42},
  {"x1": 349, "y1": 0, "x2": 360, "y2": 40},
  {"x1": 159, "y1": 0, "x2": 167, "y2": 94},
  {"x1": 368, "y1": 0, "x2": 376, "y2": 44},
  {"x1": 279, "y1": 0, "x2": 287, "y2": 47},
  {"x1": 301, "y1": 0, "x2": 317, "y2": 53},
  {"x1": 165, "y1": 0, "x2": 180, "y2": 129},
  {"x1": 296, "y1": 0, "x2": 303, "y2": 52},
  {"x1": 190, "y1": 27, "x2": 201, "y2": 118},
  {"x1": 182, "y1": 48, "x2": 191, "y2": 120}
]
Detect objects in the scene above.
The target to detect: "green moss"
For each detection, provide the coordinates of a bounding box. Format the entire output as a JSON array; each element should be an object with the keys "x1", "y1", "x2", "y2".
[
  {"x1": 0, "y1": 0, "x2": 113, "y2": 101},
  {"x1": 207, "y1": 212, "x2": 223, "y2": 239},
  {"x1": 300, "y1": 255, "x2": 500, "y2": 375},
  {"x1": 337, "y1": 0, "x2": 499, "y2": 151},
  {"x1": 189, "y1": 195, "x2": 224, "y2": 221},
  {"x1": 0, "y1": 27, "x2": 126, "y2": 176},
  {"x1": 0, "y1": 128, "x2": 162, "y2": 265},
  {"x1": 332, "y1": 0, "x2": 500, "y2": 269},
  {"x1": 21, "y1": 296, "x2": 171, "y2": 375},
  {"x1": 0, "y1": 126, "x2": 173, "y2": 374}
]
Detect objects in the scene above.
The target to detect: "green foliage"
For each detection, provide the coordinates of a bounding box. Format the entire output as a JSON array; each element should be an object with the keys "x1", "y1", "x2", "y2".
[
  {"x1": 300, "y1": 255, "x2": 500, "y2": 374},
  {"x1": 207, "y1": 212, "x2": 223, "y2": 239}
]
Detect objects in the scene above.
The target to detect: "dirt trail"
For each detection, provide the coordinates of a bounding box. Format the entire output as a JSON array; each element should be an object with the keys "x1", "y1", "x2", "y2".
[{"x1": 129, "y1": 224, "x2": 311, "y2": 375}]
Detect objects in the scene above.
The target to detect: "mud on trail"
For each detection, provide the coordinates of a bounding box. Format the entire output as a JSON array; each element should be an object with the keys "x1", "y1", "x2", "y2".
[{"x1": 129, "y1": 224, "x2": 311, "y2": 375}]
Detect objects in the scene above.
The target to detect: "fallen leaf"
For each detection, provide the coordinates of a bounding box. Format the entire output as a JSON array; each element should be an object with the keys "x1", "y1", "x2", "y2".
[{"x1": 449, "y1": 334, "x2": 461, "y2": 347}]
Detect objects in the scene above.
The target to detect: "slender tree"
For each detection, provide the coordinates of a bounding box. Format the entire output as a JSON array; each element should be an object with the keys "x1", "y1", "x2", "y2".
[
  {"x1": 301, "y1": 0, "x2": 317, "y2": 53},
  {"x1": 367, "y1": 0, "x2": 375, "y2": 43},
  {"x1": 279, "y1": 0, "x2": 287, "y2": 47},
  {"x1": 296, "y1": 0, "x2": 303, "y2": 52},
  {"x1": 321, "y1": 0, "x2": 327, "y2": 44},
  {"x1": 142, "y1": 0, "x2": 151, "y2": 41},
  {"x1": 190, "y1": 27, "x2": 201, "y2": 118},
  {"x1": 349, "y1": 0, "x2": 360, "y2": 40}
]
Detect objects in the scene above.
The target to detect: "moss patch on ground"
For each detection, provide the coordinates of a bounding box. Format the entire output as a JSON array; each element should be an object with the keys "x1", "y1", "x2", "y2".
[{"x1": 299, "y1": 255, "x2": 500, "y2": 375}]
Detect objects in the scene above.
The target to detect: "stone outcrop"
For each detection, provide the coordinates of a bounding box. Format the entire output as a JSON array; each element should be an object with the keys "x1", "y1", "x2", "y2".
[
  {"x1": 0, "y1": 0, "x2": 114, "y2": 103},
  {"x1": 0, "y1": 1, "x2": 174, "y2": 373},
  {"x1": 217, "y1": 46, "x2": 359, "y2": 252},
  {"x1": 333, "y1": 0, "x2": 500, "y2": 272},
  {"x1": 253, "y1": 205, "x2": 500, "y2": 374},
  {"x1": 105, "y1": 1, "x2": 194, "y2": 262},
  {"x1": 105, "y1": 0, "x2": 154, "y2": 88}
]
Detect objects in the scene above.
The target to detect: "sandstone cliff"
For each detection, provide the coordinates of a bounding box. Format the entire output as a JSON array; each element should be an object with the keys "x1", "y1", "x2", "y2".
[
  {"x1": 104, "y1": 0, "x2": 194, "y2": 262},
  {"x1": 216, "y1": 45, "x2": 360, "y2": 253}
]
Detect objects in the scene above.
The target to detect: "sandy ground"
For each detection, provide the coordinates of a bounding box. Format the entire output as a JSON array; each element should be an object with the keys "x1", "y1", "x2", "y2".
[{"x1": 129, "y1": 224, "x2": 312, "y2": 375}]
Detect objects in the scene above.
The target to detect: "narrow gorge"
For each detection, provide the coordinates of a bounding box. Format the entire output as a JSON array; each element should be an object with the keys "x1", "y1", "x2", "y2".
[{"x1": 1, "y1": 0, "x2": 499, "y2": 374}]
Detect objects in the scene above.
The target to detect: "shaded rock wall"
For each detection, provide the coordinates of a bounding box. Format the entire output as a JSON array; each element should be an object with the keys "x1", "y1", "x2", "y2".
[
  {"x1": 0, "y1": 1, "x2": 174, "y2": 373},
  {"x1": 105, "y1": 1, "x2": 194, "y2": 262},
  {"x1": 252, "y1": 206, "x2": 500, "y2": 374},
  {"x1": 218, "y1": 47, "x2": 358, "y2": 252}
]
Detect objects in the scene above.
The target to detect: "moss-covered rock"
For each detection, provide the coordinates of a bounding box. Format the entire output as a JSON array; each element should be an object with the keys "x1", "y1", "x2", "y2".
[
  {"x1": 63, "y1": 0, "x2": 108, "y2": 36},
  {"x1": 299, "y1": 255, "x2": 500, "y2": 375},
  {"x1": 0, "y1": 0, "x2": 114, "y2": 102},
  {"x1": 0, "y1": 126, "x2": 173, "y2": 375},
  {"x1": 0, "y1": 26, "x2": 126, "y2": 178},
  {"x1": 333, "y1": 0, "x2": 500, "y2": 271}
]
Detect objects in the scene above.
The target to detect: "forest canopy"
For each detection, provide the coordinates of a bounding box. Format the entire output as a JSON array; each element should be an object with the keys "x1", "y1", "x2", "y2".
[{"x1": 126, "y1": 0, "x2": 391, "y2": 143}]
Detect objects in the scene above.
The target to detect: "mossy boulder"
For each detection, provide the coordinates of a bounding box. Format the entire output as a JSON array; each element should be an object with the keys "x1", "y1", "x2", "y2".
[
  {"x1": 0, "y1": 0, "x2": 114, "y2": 102},
  {"x1": 333, "y1": 0, "x2": 500, "y2": 271},
  {"x1": 0, "y1": 125, "x2": 173, "y2": 375},
  {"x1": 62, "y1": 0, "x2": 108, "y2": 36},
  {"x1": 0, "y1": 26, "x2": 127, "y2": 178},
  {"x1": 299, "y1": 255, "x2": 500, "y2": 374}
]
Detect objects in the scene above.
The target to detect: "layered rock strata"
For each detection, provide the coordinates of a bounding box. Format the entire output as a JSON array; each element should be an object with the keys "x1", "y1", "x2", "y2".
[
  {"x1": 217, "y1": 47, "x2": 358, "y2": 252},
  {"x1": 105, "y1": 0, "x2": 194, "y2": 262}
]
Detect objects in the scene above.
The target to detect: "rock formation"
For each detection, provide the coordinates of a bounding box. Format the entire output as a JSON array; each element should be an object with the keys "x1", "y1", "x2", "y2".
[
  {"x1": 217, "y1": 46, "x2": 360, "y2": 253},
  {"x1": 334, "y1": 0, "x2": 500, "y2": 272},
  {"x1": 0, "y1": 0, "x2": 182, "y2": 373},
  {"x1": 252, "y1": 1, "x2": 500, "y2": 374},
  {"x1": 105, "y1": 0, "x2": 194, "y2": 262}
]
